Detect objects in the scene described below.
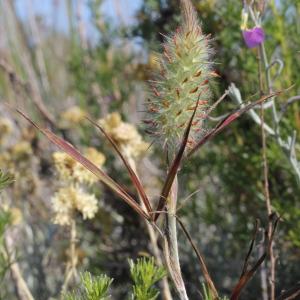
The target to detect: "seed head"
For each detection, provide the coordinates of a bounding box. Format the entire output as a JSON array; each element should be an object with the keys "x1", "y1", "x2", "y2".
[{"x1": 146, "y1": 0, "x2": 215, "y2": 151}]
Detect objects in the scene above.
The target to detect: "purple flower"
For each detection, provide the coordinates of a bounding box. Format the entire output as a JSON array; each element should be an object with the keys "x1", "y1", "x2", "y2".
[{"x1": 242, "y1": 27, "x2": 265, "y2": 48}]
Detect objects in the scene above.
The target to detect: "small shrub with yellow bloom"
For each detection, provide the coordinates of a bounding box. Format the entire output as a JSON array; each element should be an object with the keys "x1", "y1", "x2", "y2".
[
  {"x1": 53, "y1": 148, "x2": 105, "y2": 185},
  {"x1": 0, "y1": 117, "x2": 13, "y2": 145},
  {"x1": 98, "y1": 112, "x2": 149, "y2": 158},
  {"x1": 51, "y1": 185, "x2": 98, "y2": 226},
  {"x1": 60, "y1": 105, "x2": 87, "y2": 128},
  {"x1": 51, "y1": 147, "x2": 106, "y2": 226}
]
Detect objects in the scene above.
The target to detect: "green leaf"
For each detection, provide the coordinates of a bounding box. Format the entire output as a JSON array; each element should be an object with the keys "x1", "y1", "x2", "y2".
[
  {"x1": 0, "y1": 170, "x2": 14, "y2": 192},
  {"x1": 129, "y1": 257, "x2": 166, "y2": 300},
  {"x1": 63, "y1": 272, "x2": 113, "y2": 300}
]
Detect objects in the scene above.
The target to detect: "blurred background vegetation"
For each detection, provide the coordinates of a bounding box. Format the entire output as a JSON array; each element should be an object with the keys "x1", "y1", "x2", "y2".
[{"x1": 0, "y1": 0, "x2": 299, "y2": 299}]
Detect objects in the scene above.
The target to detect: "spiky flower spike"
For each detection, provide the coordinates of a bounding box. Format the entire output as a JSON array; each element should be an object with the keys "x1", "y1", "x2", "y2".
[{"x1": 147, "y1": 0, "x2": 215, "y2": 152}]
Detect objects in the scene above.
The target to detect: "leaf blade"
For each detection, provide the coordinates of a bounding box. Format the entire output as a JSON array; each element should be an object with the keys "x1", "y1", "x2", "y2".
[
  {"x1": 188, "y1": 91, "x2": 281, "y2": 157},
  {"x1": 87, "y1": 117, "x2": 153, "y2": 215},
  {"x1": 154, "y1": 98, "x2": 200, "y2": 221},
  {"x1": 17, "y1": 110, "x2": 150, "y2": 220}
]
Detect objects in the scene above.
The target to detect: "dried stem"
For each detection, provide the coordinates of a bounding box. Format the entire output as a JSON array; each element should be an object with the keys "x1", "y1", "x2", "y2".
[
  {"x1": 0, "y1": 0, "x2": 55, "y2": 126},
  {"x1": 122, "y1": 149, "x2": 173, "y2": 300},
  {"x1": 61, "y1": 219, "x2": 78, "y2": 296},
  {"x1": 27, "y1": 0, "x2": 51, "y2": 93},
  {"x1": 76, "y1": 0, "x2": 88, "y2": 49},
  {"x1": 4, "y1": 229, "x2": 35, "y2": 300},
  {"x1": 175, "y1": 216, "x2": 218, "y2": 299},
  {"x1": 258, "y1": 42, "x2": 276, "y2": 300},
  {"x1": 257, "y1": 46, "x2": 269, "y2": 300}
]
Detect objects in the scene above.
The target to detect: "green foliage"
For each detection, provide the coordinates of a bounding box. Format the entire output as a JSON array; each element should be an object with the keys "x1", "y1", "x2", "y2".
[
  {"x1": 0, "y1": 170, "x2": 14, "y2": 192},
  {"x1": 129, "y1": 257, "x2": 166, "y2": 300},
  {"x1": 0, "y1": 209, "x2": 11, "y2": 298},
  {"x1": 0, "y1": 170, "x2": 13, "y2": 291},
  {"x1": 63, "y1": 272, "x2": 113, "y2": 300},
  {"x1": 201, "y1": 283, "x2": 229, "y2": 300},
  {"x1": 68, "y1": 0, "x2": 135, "y2": 120}
]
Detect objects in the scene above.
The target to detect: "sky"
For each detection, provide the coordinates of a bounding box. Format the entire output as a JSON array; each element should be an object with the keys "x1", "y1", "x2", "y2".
[{"x1": 14, "y1": 0, "x2": 142, "y2": 33}]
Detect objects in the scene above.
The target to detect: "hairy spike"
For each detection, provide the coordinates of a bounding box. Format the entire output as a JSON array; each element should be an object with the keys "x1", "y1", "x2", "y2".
[
  {"x1": 180, "y1": 0, "x2": 199, "y2": 32},
  {"x1": 146, "y1": 0, "x2": 215, "y2": 152}
]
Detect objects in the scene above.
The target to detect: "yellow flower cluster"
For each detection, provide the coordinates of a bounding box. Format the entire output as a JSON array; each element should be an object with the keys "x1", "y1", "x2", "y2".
[
  {"x1": 98, "y1": 112, "x2": 149, "y2": 158},
  {"x1": 0, "y1": 117, "x2": 13, "y2": 144},
  {"x1": 0, "y1": 141, "x2": 33, "y2": 169},
  {"x1": 51, "y1": 147, "x2": 105, "y2": 225},
  {"x1": 60, "y1": 106, "x2": 87, "y2": 128},
  {"x1": 11, "y1": 141, "x2": 33, "y2": 161},
  {"x1": 51, "y1": 185, "x2": 98, "y2": 226},
  {"x1": 53, "y1": 148, "x2": 105, "y2": 185}
]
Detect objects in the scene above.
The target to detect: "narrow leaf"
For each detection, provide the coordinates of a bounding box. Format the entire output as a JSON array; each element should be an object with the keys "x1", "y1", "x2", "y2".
[
  {"x1": 176, "y1": 216, "x2": 218, "y2": 299},
  {"x1": 230, "y1": 216, "x2": 280, "y2": 300},
  {"x1": 154, "y1": 98, "x2": 199, "y2": 221},
  {"x1": 17, "y1": 110, "x2": 150, "y2": 221},
  {"x1": 87, "y1": 117, "x2": 153, "y2": 215},
  {"x1": 188, "y1": 91, "x2": 281, "y2": 157}
]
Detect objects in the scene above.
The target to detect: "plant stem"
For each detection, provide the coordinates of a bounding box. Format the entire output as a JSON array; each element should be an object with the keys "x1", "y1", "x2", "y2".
[
  {"x1": 4, "y1": 230, "x2": 35, "y2": 300},
  {"x1": 61, "y1": 219, "x2": 78, "y2": 296},
  {"x1": 257, "y1": 47, "x2": 269, "y2": 300},
  {"x1": 123, "y1": 148, "x2": 173, "y2": 300},
  {"x1": 164, "y1": 175, "x2": 188, "y2": 300},
  {"x1": 258, "y1": 44, "x2": 276, "y2": 300}
]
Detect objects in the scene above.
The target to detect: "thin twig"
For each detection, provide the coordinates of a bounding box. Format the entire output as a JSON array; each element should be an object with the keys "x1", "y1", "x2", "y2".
[
  {"x1": 4, "y1": 229, "x2": 35, "y2": 300},
  {"x1": 61, "y1": 219, "x2": 78, "y2": 295},
  {"x1": 121, "y1": 151, "x2": 173, "y2": 300},
  {"x1": 259, "y1": 36, "x2": 276, "y2": 300},
  {"x1": 175, "y1": 216, "x2": 218, "y2": 299},
  {"x1": 279, "y1": 95, "x2": 300, "y2": 121},
  {"x1": 2, "y1": 1, "x2": 56, "y2": 126},
  {"x1": 258, "y1": 45, "x2": 270, "y2": 300},
  {"x1": 0, "y1": 57, "x2": 55, "y2": 126}
]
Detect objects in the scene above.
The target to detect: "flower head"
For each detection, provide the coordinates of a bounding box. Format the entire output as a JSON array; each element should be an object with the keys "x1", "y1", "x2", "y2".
[
  {"x1": 51, "y1": 185, "x2": 98, "y2": 226},
  {"x1": 99, "y1": 112, "x2": 149, "y2": 158},
  {"x1": 0, "y1": 117, "x2": 13, "y2": 144},
  {"x1": 242, "y1": 27, "x2": 265, "y2": 48},
  {"x1": 60, "y1": 106, "x2": 86, "y2": 128},
  {"x1": 73, "y1": 148, "x2": 106, "y2": 185},
  {"x1": 146, "y1": 0, "x2": 214, "y2": 151},
  {"x1": 53, "y1": 148, "x2": 105, "y2": 184}
]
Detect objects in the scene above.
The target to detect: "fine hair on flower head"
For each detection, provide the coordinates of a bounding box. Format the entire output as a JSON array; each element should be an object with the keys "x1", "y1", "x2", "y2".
[{"x1": 146, "y1": 0, "x2": 217, "y2": 154}]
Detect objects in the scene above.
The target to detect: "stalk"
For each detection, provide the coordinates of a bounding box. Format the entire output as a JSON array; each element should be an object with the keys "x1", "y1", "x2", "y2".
[
  {"x1": 164, "y1": 175, "x2": 188, "y2": 300},
  {"x1": 122, "y1": 147, "x2": 173, "y2": 300}
]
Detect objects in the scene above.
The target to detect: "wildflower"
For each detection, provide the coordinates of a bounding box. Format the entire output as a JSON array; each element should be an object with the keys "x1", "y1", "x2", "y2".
[
  {"x1": 51, "y1": 185, "x2": 98, "y2": 226},
  {"x1": 242, "y1": 27, "x2": 265, "y2": 48},
  {"x1": 0, "y1": 117, "x2": 13, "y2": 144},
  {"x1": 53, "y1": 148, "x2": 105, "y2": 184},
  {"x1": 11, "y1": 141, "x2": 32, "y2": 161},
  {"x1": 53, "y1": 152, "x2": 76, "y2": 181},
  {"x1": 74, "y1": 188, "x2": 98, "y2": 220},
  {"x1": 241, "y1": 7, "x2": 265, "y2": 48},
  {"x1": 99, "y1": 113, "x2": 149, "y2": 158},
  {"x1": 73, "y1": 148, "x2": 106, "y2": 185},
  {"x1": 60, "y1": 106, "x2": 86, "y2": 128},
  {"x1": 146, "y1": 0, "x2": 214, "y2": 150}
]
